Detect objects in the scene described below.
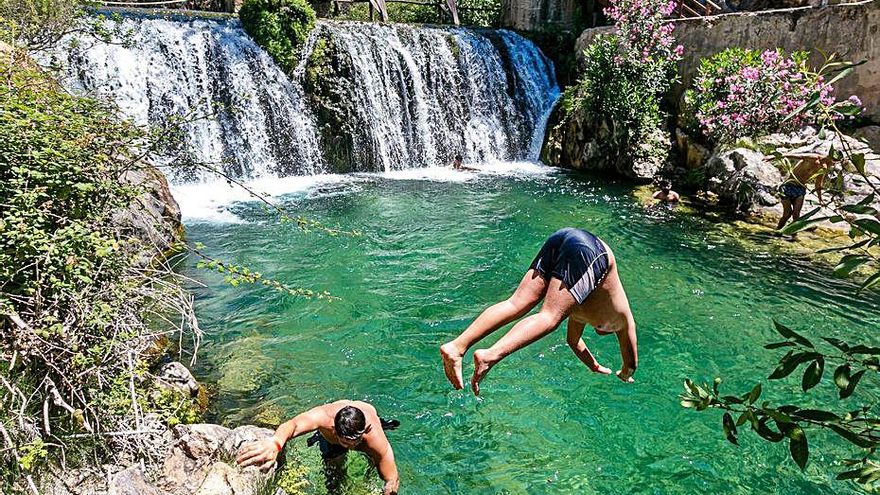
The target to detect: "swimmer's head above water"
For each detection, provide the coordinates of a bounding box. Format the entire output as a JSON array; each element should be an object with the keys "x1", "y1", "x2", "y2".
[{"x1": 335, "y1": 405, "x2": 371, "y2": 448}]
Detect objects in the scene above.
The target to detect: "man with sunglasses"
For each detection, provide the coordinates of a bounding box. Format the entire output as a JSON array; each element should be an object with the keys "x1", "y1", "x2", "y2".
[{"x1": 236, "y1": 400, "x2": 399, "y2": 494}]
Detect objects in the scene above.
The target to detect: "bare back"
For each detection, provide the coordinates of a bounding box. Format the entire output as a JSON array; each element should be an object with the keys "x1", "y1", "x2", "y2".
[{"x1": 570, "y1": 242, "x2": 633, "y2": 333}]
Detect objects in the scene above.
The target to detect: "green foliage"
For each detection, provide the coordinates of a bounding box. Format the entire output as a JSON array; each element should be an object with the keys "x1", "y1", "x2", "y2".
[
  {"x1": 561, "y1": 33, "x2": 672, "y2": 165},
  {"x1": 0, "y1": 48, "x2": 198, "y2": 489},
  {"x1": 239, "y1": 0, "x2": 317, "y2": 73},
  {"x1": 17, "y1": 440, "x2": 48, "y2": 473},
  {"x1": 329, "y1": 0, "x2": 500, "y2": 27},
  {"x1": 560, "y1": 0, "x2": 681, "y2": 168}
]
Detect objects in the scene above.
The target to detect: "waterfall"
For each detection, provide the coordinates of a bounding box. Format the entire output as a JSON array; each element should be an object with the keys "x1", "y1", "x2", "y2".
[{"x1": 53, "y1": 14, "x2": 559, "y2": 182}]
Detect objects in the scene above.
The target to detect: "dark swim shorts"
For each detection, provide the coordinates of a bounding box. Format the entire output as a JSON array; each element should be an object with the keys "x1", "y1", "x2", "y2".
[
  {"x1": 307, "y1": 432, "x2": 348, "y2": 459},
  {"x1": 529, "y1": 228, "x2": 610, "y2": 304},
  {"x1": 781, "y1": 183, "x2": 807, "y2": 200}
]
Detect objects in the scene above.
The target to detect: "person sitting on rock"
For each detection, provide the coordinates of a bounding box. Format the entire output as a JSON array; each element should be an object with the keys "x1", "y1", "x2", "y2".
[
  {"x1": 236, "y1": 400, "x2": 400, "y2": 495},
  {"x1": 652, "y1": 180, "x2": 680, "y2": 204},
  {"x1": 440, "y1": 227, "x2": 638, "y2": 396},
  {"x1": 772, "y1": 152, "x2": 835, "y2": 231}
]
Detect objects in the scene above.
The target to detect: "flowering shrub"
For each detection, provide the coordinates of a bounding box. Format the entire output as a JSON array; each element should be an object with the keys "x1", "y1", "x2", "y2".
[
  {"x1": 561, "y1": 0, "x2": 683, "y2": 166},
  {"x1": 684, "y1": 48, "x2": 864, "y2": 143}
]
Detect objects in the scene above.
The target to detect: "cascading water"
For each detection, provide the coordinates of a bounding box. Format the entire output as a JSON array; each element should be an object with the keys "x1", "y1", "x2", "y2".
[{"x1": 54, "y1": 13, "x2": 559, "y2": 182}]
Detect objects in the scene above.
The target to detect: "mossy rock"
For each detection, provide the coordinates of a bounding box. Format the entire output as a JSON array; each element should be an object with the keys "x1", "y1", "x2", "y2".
[{"x1": 302, "y1": 31, "x2": 362, "y2": 172}]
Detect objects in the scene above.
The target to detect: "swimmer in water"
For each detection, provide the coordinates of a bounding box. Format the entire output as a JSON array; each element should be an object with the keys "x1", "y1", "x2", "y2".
[
  {"x1": 452, "y1": 154, "x2": 479, "y2": 172},
  {"x1": 652, "y1": 180, "x2": 680, "y2": 204},
  {"x1": 440, "y1": 228, "x2": 638, "y2": 395},
  {"x1": 236, "y1": 400, "x2": 400, "y2": 495}
]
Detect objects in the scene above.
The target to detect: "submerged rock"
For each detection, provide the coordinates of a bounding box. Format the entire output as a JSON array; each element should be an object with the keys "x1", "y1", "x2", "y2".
[{"x1": 156, "y1": 361, "x2": 201, "y2": 398}]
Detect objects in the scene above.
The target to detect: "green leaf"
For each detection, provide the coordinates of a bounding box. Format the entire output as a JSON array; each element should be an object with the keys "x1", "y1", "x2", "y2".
[
  {"x1": 833, "y1": 255, "x2": 871, "y2": 278},
  {"x1": 852, "y1": 153, "x2": 866, "y2": 174},
  {"x1": 788, "y1": 426, "x2": 808, "y2": 470},
  {"x1": 837, "y1": 466, "x2": 874, "y2": 481},
  {"x1": 722, "y1": 412, "x2": 738, "y2": 445},
  {"x1": 834, "y1": 364, "x2": 851, "y2": 390},
  {"x1": 840, "y1": 369, "x2": 866, "y2": 399},
  {"x1": 792, "y1": 409, "x2": 840, "y2": 422},
  {"x1": 801, "y1": 358, "x2": 824, "y2": 391},
  {"x1": 769, "y1": 351, "x2": 819, "y2": 380},
  {"x1": 755, "y1": 418, "x2": 784, "y2": 442},
  {"x1": 764, "y1": 341, "x2": 797, "y2": 350},
  {"x1": 858, "y1": 272, "x2": 880, "y2": 293},
  {"x1": 780, "y1": 214, "x2": 842, "y2": 235},
  {"x1": 828, "y1": 424, "x2": 875, "y2": 448},
  {"x1": 822, "y1": 337, "x2": 850, "y2": 353},
  {"x1": 854, "y1": 218, "x2": 880, "y2": 236},
  {"x1": 772, "y1": 321, "x2": 813, "y2": 348},
  {"x1": 746, "y1": 383, "x2": 762, "y2": 405},
  {"x1": 840, "y1": 203, "x2": 877, "y2": 215}
]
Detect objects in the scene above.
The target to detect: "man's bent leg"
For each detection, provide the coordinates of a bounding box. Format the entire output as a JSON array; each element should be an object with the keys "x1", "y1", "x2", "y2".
[
  {"x1": 470, "y1": 278, "x2": 576, "y2": 395},
  {"x1": 776, "y1": 198, "x2": 793, "y2": 230},
  {"x1": 792, "y1": 195, "x2": 805, "y2": 221},
  {"x1": 441, "y1": 269, "x2": 547, "y2": 389}
]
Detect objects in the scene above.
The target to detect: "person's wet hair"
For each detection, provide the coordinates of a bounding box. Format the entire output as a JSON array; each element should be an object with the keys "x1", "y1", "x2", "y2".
[
  {"x1": 455, "y1": 154, "x2": 463, "y2": 161},
  {"x1": 335, "y1": 406, "x2": 367, "y2": 440}
]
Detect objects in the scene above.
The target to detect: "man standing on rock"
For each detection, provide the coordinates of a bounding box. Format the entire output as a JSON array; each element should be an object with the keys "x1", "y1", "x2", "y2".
[
  {"x1": 236, "y1": 400, "x2": 400, "y2": 495},
  {"x1": 773, "y1": 151, "x2": 835, "y2": 231},
  {"x1": 440, "y1": 227, "x2": 638, "y2": 395}
]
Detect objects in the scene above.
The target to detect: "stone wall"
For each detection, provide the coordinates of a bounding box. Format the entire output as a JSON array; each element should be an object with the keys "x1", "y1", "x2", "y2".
[
  {"x1": 575, "y1": 0, "x2": 880, "y2": 122},
  {"x1": 501, "y1": 0, "x2": 588, "y2": 31}
]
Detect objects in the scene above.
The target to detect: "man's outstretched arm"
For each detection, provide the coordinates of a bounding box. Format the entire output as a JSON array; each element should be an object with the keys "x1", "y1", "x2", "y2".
[
  {"x1": 566, "y1": 319, "x2": 611, "y2": 374},
  {"x1": 615, "y1": 317, "x2": 638, "y2": 382},
  {"x1": 236, "y1": 406, "x2": 326, "y2": 471},
  {"x1": 371, "y1": 439, "x2": 399, "y2": 495}
]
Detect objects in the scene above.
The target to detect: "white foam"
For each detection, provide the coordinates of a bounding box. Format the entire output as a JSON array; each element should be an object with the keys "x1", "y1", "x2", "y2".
[
  {"x1": 171, "y1": 161, "x2": 557, "y2": 224},
  {"x1": 171, "y1": 173, "x2": 357, "y2": 223}
]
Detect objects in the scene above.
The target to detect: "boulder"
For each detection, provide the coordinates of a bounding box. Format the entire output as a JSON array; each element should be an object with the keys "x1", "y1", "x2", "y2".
[
  {"x1": 161, "y1": 424, "x2": 277, "y2": 495},
  {"x1": 704, "y1": 148, "x2": 783, "y2": 211},
  {"x1": 675, "y1": 128, "x2": 711, "y2": 171},
  {"x1": 156, "y1": 361, "x2": 200, "y2": 398},
  {"x1": 108, "y1": 466, "x2": 163, "y2": 495}
]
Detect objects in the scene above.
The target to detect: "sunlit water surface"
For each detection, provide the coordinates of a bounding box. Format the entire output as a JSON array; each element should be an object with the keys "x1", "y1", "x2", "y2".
[{"x1": 178, "y1": 163, "x2": 880, "y2": 495}]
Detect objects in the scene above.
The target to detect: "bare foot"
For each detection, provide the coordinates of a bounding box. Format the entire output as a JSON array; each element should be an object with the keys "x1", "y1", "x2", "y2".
[
  {"x1": 471, "y1": 349, "x2": 495, "y2": 396},
  {"x1": 440, "y1": 342, "x2": 464, "y2": 390}
]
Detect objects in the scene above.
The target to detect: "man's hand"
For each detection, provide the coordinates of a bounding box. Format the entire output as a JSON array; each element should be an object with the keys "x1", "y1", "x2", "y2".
[
  {"x1": 383, "y1": 478, "x2": 400, "y2": 495},
  {"x1": 236, "y1": 437, "x2": 281, "y2": 472},
  {"x1": 616, "y1": 368, "x2": 635, "y2": 383}
]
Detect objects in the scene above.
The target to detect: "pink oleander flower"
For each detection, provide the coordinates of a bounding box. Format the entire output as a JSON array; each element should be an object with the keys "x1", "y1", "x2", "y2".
[
  {"x1": 673, "y1": 45, "x2": 684, "y2": 57},
  {"x1": 741, "y1": 67, "x2": 760, "y2": 81},
  {"x1": 847, "y1": 95, "x2": 863, "y2": 107},
  {"x1": 761, "y1": 50, "x2": 779, "y2": 65}
]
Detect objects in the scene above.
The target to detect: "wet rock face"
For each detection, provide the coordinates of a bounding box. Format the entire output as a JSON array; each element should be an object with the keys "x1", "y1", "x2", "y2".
[
  {"x1": 302, "y1": 31, "x2": 360, "y2": 173},
  {"x1": 114, "y1": 166, "x2": 183, "y2": 267},
  {"x1": 542, "y1": 106, "x2": 669, "y2": 181}
]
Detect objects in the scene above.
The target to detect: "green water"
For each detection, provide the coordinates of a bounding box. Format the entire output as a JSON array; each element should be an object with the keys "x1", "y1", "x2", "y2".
[{"x1": 182, "y1": 167, "x2": 880, "y2": 495}]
